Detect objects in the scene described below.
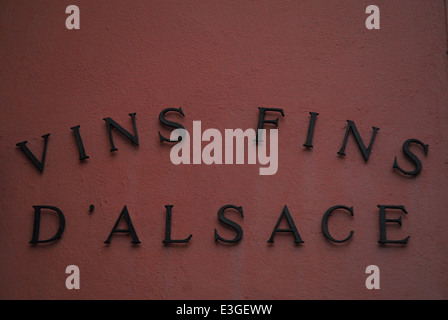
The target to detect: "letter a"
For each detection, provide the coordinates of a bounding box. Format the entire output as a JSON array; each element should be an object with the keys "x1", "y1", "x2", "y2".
[
  {"x1": 65, "y1": 265, "x2": 80, "y2": 290},
  {"x1": 365, "y1": 265, "x2": 380, "y2": 289},
  {"x1": 66, "y1": 5, "x2": 80, "y2": 30},
  {"x1": 365, "y1": 5, "x2": 380, "y2": 30},
  {"x1": 104, "y1": 206, "x2": 141, "y2": 244}
]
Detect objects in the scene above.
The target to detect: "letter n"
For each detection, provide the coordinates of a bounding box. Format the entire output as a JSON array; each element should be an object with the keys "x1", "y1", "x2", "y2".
[
  {"x1": 103, "y1": 113, "x2": 139, "y2": 152},
  {"x1": 337, "y1": 120, "x2": 379, "y2": 162}
]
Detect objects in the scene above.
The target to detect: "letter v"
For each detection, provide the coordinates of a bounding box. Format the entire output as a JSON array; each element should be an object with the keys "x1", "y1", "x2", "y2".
[{"x1": 16, "y1": 134, "x2": 50, "y2": 172}]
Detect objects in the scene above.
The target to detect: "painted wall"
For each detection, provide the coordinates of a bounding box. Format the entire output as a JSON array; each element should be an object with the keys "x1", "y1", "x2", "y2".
[{"x1": 1, "y1": 0, "x2": 447, "y2": 300}]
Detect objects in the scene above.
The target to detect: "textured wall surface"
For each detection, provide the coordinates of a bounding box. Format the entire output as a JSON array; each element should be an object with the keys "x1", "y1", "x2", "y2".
[{"x1": 1, "y1": 0, "x2": 447, "y2": 299}]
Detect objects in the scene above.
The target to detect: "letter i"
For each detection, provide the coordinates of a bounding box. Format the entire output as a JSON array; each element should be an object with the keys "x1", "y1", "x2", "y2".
[
  {"x1": 303, "y1": 112, "x2": 319, "y2": 148},
  {"x1": 71, "y1": 125, "x2": 89, "y2": 160}
]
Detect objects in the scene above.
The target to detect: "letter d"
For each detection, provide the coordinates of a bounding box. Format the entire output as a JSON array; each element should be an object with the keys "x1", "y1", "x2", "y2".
[{"x1": 29, "y1": 205, "x2": 66, "y2": 244}]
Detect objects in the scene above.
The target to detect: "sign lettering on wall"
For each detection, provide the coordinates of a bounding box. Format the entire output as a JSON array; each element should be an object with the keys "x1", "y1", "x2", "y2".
[{"x1": 15, "y1": 108, "x2": 428, "y2": 246}]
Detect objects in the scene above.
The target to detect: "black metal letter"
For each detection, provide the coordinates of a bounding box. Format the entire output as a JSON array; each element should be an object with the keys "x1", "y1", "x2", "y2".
[
  {"x1": 30, "y1": 205, "x2": 66, "y2": 244},
  {"x1": 337, "y1": 120, "x2": 379, "y2": 161},
  {"x1": 303, "y1": 112, "x2": 319, "y2": 148},
  {"x1": 267, "y1": 205, "x2": 304, "y2": 243},
  {"x1": 103, "y1": 113, "x2": 139, "y2": 152},
  {"x1": 378, "y1": 205, "x2": 410, "y2": 244},
  {"x1": 16, "y1": 134, "x2": 50, "y2": 172},
  {"x1": 321, "y1": 205, "x2": 354, "y2": 243},
  {"x1": 70, "y1": 125, "x2": 89, "y2": 160},
  {"x1": 104, "y1": 205, "x2": 141, "y2": 244},
  {"x1": 393, "y1": 138, "x2": 428, "y2": 176},
  {"x1": 163, "y1": 205, "x2": 192, "y2": 244},
  {"x1": 158, "y1": 107, "x2": 185, "y2": 143},
  {"x1": 214, "y1": 204, "x2": 244, "y2": 243},
  {"x1": 256, "y1": 107, "x2": 285, "y2": 143}
]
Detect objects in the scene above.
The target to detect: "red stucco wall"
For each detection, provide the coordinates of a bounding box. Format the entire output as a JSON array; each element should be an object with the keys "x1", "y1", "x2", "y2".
[{"x1": 1, "y1": 0, "x2": 447, "y2": 300}]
